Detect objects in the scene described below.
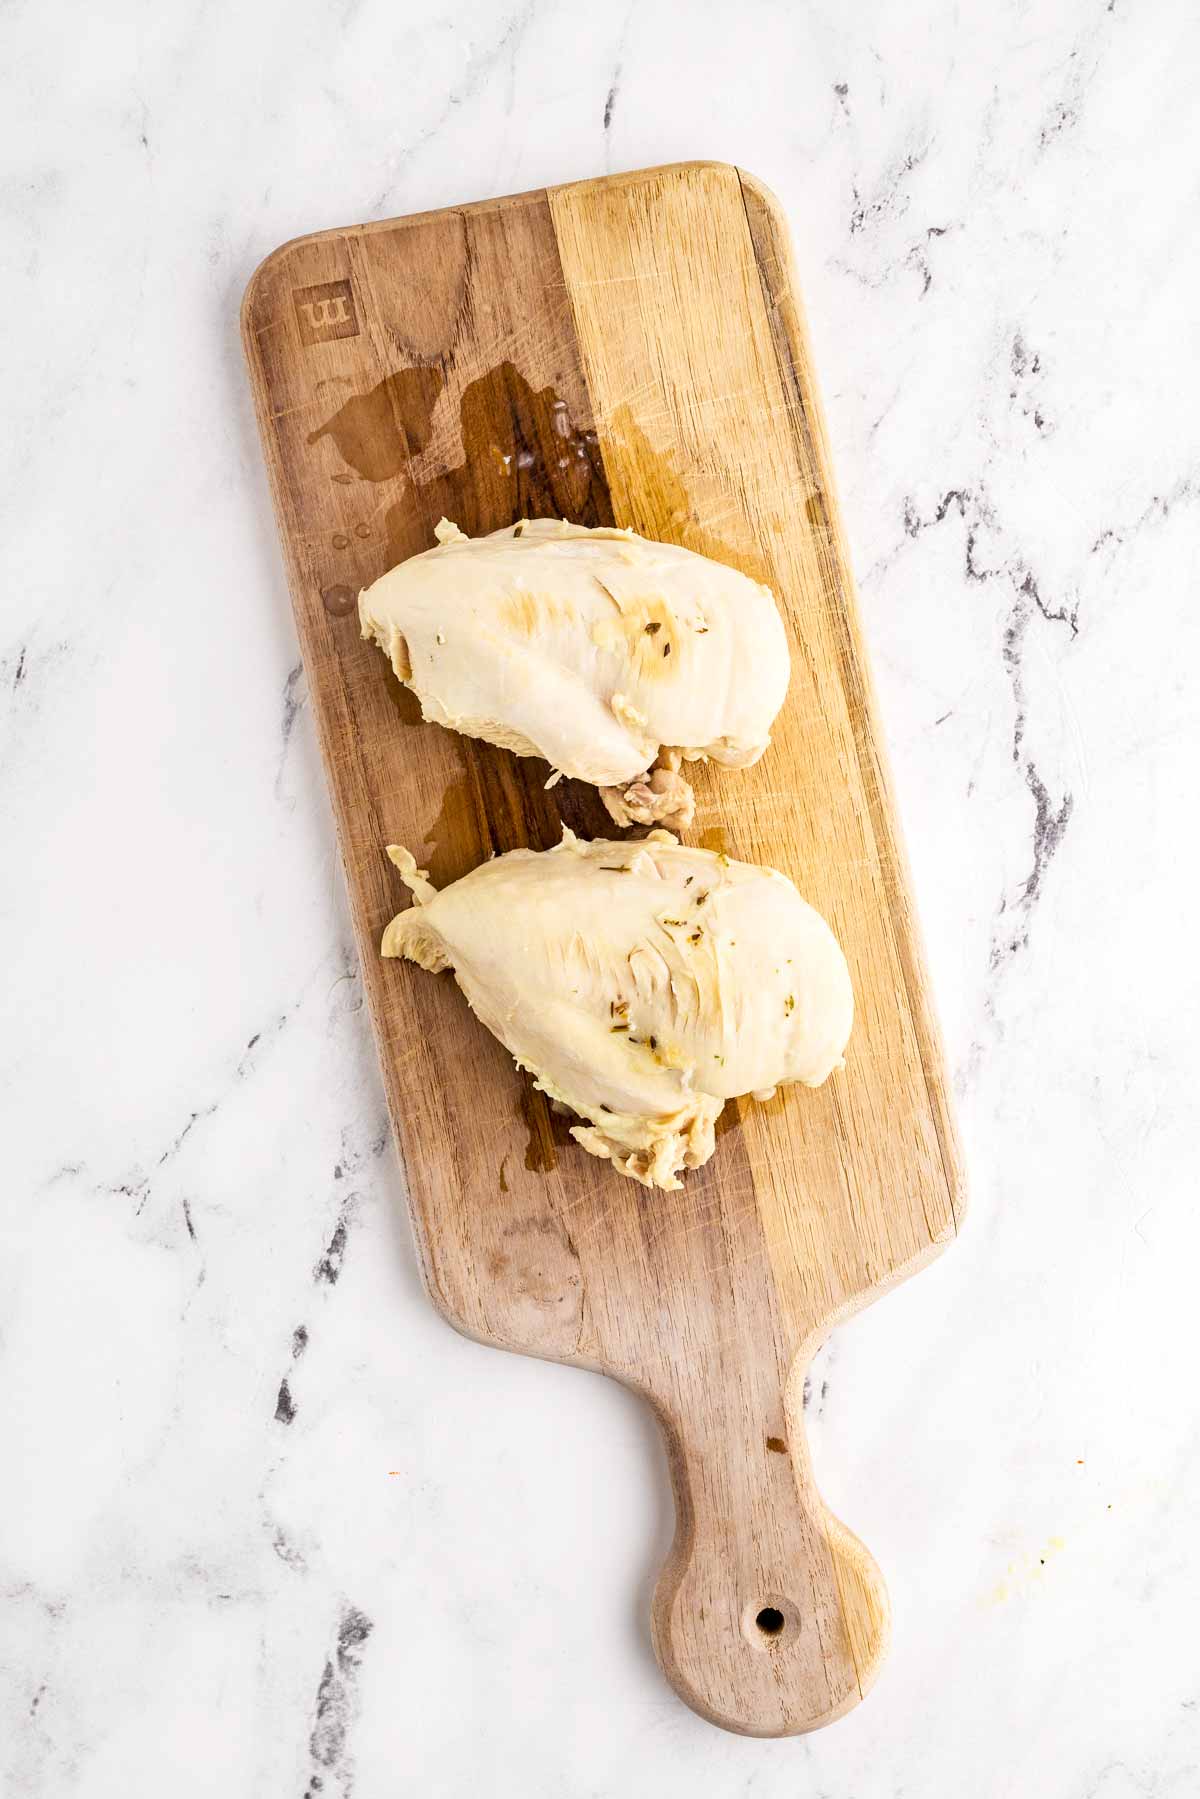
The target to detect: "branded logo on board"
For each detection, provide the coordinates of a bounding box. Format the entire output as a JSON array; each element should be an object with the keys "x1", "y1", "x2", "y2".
[{"x1": 293, "y1": 280, "x2": 359, "y2": 347}]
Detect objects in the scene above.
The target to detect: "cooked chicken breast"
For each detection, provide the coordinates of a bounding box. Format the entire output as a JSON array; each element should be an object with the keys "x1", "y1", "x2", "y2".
[
  {"x1": 382, "y1": 829, "x2": 852, "y2": 1190},
  {"x1": 358, "y1": 518, "x2": 790, "y2": 830}
]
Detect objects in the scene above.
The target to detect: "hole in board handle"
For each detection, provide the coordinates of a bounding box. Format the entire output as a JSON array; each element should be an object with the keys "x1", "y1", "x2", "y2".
[{"x1": 742, "y1": 1594, "x2": 798, "y2": 1649}]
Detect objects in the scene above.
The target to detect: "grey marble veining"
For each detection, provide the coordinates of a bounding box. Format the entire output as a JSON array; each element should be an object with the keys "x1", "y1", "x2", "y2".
[{"x1": 2, "y1": 0, "x2": 1199, "y2": 1793}]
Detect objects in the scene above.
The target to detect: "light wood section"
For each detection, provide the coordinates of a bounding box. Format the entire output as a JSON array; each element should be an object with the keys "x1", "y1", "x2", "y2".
[{"x1": 241, "y1": 162, "x2": 964, "y2": 1737}]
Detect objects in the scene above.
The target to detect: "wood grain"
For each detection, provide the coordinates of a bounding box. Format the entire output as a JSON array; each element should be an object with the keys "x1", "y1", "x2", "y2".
[{"x1": 241, "y1": 162, "x2": 965, "y2": 1737}]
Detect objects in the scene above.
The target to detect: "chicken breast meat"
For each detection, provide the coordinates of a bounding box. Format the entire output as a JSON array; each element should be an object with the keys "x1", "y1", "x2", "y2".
[
  {"x1": 359, "y1": 518, "x2": 791, "y2": 831},
  {"x1": 382, "y1": 829, "x2": 852, "y2": 1191}
]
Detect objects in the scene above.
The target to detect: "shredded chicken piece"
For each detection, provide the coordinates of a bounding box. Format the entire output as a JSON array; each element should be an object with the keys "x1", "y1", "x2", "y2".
[
  {"x1": 358, "y1": 518, "x2": 790, "y2": 820},
  {"x1": 600, "y1": 762, "x2": 696, "y2": 831},
  {"x1": 381, "y1": 829, "x2": 852, "y2": 1191}
]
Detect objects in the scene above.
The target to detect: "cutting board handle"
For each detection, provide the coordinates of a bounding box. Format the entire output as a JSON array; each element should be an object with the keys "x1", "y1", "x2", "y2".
[{"x1": 647, "y1": 1344, "x2": 890, "y2": 1736}]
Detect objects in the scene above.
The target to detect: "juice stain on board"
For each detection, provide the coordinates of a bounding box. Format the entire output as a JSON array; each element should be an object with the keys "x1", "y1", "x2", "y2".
[
  {"x1": 306, "y1": 357, "x2": 780, "y2": 1191},
  {"x1": 306, "y1": 356, "x2": 760, "y2": 856}
]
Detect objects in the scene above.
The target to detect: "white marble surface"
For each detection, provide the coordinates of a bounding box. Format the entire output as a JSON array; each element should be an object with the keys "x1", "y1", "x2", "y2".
[{"x1": 3, "y1": 0, "x2": 1199, "y2": 1792}]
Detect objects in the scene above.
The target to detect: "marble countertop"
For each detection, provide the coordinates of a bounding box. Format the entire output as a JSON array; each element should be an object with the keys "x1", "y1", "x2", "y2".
[{"x1": 4, "y1": 1, "x2": 1199, "y2": 1793}]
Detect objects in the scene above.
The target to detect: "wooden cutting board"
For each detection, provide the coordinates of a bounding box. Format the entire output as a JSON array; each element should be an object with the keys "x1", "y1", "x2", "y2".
[{"x1": 242, "y1": 162, "x2": 964, "y2": 1738}]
